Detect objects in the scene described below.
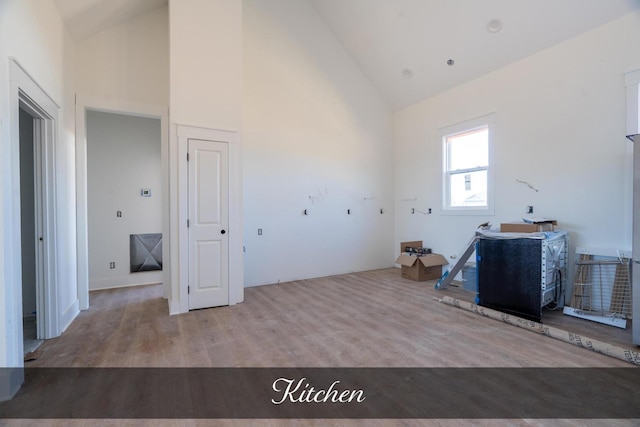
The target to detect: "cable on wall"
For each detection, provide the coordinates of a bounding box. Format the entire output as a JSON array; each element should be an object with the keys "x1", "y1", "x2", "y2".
[{"x1": 516, "y1": 179, "x2": 539, "y2": 192}]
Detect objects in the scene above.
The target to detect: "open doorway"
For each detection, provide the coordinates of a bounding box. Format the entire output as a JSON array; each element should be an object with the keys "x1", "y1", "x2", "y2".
[
  {"x1": 10, "y1": 58, "x2": 62, "y2": 364},
  {"x1": 75, "y1": 98, "x2": 169, "y2": 314},
  {"x1": 85, "y1": 110, "x2": 163, "y2": 292},
  {"x1": 5, "y1": 59, "x2": 64, "y2": 400},
  {"x1": 19, "y1": 106, "x2": 43, "y2": 355}
]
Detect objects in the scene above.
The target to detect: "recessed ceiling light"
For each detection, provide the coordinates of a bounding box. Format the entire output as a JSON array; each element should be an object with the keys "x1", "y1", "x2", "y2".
[
  {"x1": 487, "y1": 18, "x2": 503, "y2": 33},
  {"x1": 402, "y1": 68, "x2": 413, "y2": 79}
]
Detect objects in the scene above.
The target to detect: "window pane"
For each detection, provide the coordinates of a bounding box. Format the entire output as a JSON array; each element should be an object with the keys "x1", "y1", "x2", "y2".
[
  {"x1": 447, "y1": 127, "x2": 488, "y2": 170},
  {"x1": 449, "y1": 170, "x2": 487, "y2": 207}
]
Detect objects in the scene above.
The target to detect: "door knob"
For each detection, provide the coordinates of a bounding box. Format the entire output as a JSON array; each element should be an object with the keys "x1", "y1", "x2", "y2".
[{"x1": 221, "y1": 230, "x2": 226, "y2": 234}]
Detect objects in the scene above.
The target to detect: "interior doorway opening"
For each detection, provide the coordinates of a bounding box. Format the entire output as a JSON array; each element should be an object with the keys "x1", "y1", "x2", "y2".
[
  {"x1": 18, "y1": 106, "x2": 44, "y2": 355},
  {"x1": 5, "y1": 59, "x2": 63, "y2": 400},
  {"x1": 10, "y1": 59, "x2": 62, "y2": 358},
  {"x1": 75, "y1": 99, "x2": 170, "y2": 313},
  {"x1": 85, "y1": 110, "x2": 163, "y2": 292}
]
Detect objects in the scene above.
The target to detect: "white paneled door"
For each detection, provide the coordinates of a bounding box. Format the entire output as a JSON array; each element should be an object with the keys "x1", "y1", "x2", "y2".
[{"x1": 188, "y1": 138, "x2": 229, "y2": 310}]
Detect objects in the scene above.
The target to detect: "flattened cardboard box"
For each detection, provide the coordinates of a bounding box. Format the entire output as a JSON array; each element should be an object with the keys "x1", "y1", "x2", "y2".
[
  {"x1": 395, "y1": 253, "x2": 448, "y2": 282},
  {"x1": 500, "y1": 221, "x2": 556, "y2": 233}
]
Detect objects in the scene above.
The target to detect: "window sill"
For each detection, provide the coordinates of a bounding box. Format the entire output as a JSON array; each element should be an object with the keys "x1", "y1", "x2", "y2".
[{"x1": 440, "y1": 206, "x2": 494, "y2": 216}]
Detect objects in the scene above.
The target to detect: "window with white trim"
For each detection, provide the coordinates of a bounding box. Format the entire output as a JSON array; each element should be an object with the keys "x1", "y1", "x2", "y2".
[{"x1": 441, "y1": 114, "x2": 494, "y2": 215}]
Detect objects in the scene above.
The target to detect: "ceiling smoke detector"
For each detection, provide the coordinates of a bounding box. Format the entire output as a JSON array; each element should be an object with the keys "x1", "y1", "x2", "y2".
[
  {"x1": 487, "y1": 18, "x2": 503, "y2": 33},
  {"x1": 402, "y1": 68, "x2": 413, "y2": 79}
]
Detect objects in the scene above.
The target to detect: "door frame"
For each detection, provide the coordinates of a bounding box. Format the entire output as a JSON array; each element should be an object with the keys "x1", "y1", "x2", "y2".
[
  {"x1": 75, "y1": 96, "x2": 170, "y2": 310},
  {"x1": 174, "y1": 124, "x2": 243, "y2": 314},
  {"x1": 8, "y1": 59, "x2": 60, "y2": 364}
]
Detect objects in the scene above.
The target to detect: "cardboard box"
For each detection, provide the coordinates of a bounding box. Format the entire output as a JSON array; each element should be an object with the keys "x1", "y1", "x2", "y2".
[
  {"x1": 400, "y1": 241, "x2": 424, "y2": 254},
  {"x1": 500, "y1": 221, "x2": 556, "y2": 233},
  {"x1": 395, "y1": 253, "x2": 448, "y2": 281},
  {"x1": 396, "y1": 241, "x2": 448, "y2": 281}
]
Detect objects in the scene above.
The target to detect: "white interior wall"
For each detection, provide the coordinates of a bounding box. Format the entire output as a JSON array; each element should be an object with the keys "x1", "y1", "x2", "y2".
[
  {"x1": 75, "y1": 5, "x2": 169, "y2": 107},
  {"x1": 86, "y1": 111, "x2": 162, "y2": 290},
  {"x1": 169, "y1": 0, "x2": 242, "y2": 129},
  {"x1": 394, "y1": 12, "x2": 640, "y2": 290},
  {"x1": 58, "y1": 17, "x2": 78, "y2": 333},
  {"x1": 242, "y1": 0, "x2": 394, "y2": 287},
  {"x1": 75, "y1": 5, "x2": 169, "y2": 304},
  {"x1": 0, "y1": 0, "x2": 77, "y2": 372},
  {"x1": 169, "y1": 0, "x2": 244, "y2": 312}
]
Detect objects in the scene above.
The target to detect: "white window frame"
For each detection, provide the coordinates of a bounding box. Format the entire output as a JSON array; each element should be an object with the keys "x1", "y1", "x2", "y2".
[{"x1": 440, "y1": 113, "x2": 495, "y2": 216}]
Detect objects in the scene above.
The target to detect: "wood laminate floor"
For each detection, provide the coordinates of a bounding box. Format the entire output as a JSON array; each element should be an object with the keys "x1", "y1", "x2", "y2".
[
  {"x1": 5, "y1": 268, "x2": 638, "y2": 426},
  {"x1": 26, "y1": 268, "x2": 634, "y2": 368}
]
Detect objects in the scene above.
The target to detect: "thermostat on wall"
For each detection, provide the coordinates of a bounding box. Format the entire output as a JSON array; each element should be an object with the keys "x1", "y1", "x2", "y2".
[{"x1": 141, "y1": 189, "x2": 152, "y2": 197}]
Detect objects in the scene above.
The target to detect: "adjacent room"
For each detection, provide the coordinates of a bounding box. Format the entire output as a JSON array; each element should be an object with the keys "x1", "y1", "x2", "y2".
[{"x1": 1, "y1": 0, "x2": 640, "y2": 421}]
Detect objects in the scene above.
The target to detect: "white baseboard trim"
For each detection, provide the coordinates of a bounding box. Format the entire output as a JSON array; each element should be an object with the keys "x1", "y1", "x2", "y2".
[
  {"x1": 90, "y1": 279, "x2": 163, "y2": 292},
  {"x1": 0, "y1": 368, "x2": 23, "y2": 402},
  {"x1": 169, "y1": 298, "x2": 182, "y2": 315},
  {"x1": 59, "y1": 299, "x2": 80, "y2": 334}
]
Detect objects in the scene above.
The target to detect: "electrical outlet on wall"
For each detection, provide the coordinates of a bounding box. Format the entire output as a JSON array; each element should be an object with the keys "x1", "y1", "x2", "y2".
[
  {"x1": 527, "y1": 206, "x2": 534, "y2": 214},
  {"x1": 109, "y1": 262, "x2": 115, "y2": 269}
]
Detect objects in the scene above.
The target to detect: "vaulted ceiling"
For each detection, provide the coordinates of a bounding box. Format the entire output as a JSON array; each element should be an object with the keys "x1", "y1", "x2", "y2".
[
  {"x1": 311, "y1": 0, "x2": 640, "y2": 110},
  {"x1": 53, "y1": 0, "x2": 640, "y2": 111},
  {"x1": 52, "y1": 0, "x2": 167, "y2": 41}
]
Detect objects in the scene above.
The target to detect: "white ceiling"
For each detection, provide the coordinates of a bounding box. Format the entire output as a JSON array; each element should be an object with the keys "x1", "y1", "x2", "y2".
[
  {"x1": 53, "y1": 0, "x2": 640, "y2": 111},
  {"x1": 311, "y1": 0, "x2": 640, "y2": 110}
]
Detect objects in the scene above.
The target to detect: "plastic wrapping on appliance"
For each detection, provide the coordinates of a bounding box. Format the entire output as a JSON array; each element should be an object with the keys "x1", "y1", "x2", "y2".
[{"x1": 475, "y1": 229, "x2": 567, "y2": 240}]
